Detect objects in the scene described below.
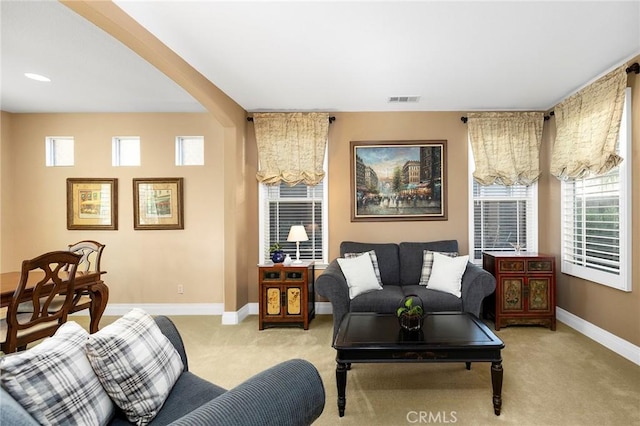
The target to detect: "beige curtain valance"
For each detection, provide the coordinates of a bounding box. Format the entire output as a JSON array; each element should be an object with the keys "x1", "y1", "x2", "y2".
[
  {"x1": 253, "y1": 112, "x2": 329, "y2": 186},
  {"x1": 467, "y1": 112, "x2": 544, "y2": 186},
  {"x1": 550, "y1": 66, "x2": 627, "y2": 180}
]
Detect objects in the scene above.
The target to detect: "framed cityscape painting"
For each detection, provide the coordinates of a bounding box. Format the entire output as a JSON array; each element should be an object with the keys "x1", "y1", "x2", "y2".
[{"x1": 350, "y1": 140, "x2": 447, "y2": 222}]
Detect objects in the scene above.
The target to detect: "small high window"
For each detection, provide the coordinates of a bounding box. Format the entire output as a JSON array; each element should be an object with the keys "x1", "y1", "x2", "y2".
[
  {"x1": 176, "y1": 136, "x2": 204, "y2": 166},
  {"x1": 45, "y1": 137, "x2": 74, "y2": 167},
  {"x1": 112, "y1": 136, "x2": 140, "y2": 166}
]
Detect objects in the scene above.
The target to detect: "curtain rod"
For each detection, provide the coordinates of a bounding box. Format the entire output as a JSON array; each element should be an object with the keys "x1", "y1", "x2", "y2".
[
  {"x1": 460, "y1": 62, "x2": 639, "y2": 124},
  {"x1": 247, "y1": 116, "x2": 336, "y2": 123}
]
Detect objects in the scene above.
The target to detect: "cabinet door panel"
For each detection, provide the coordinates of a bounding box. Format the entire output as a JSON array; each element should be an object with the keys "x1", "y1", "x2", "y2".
[
  {"x1": 287, "y1": 287, "x2": 302, "y2": 315},
  {"x1": 266, "y1": 287, "x2": 282, "y2": 316},
  {"x1": 501, "y1": 278, "x2": 524, "y2": 312},
  {"x1": 528, "y1": 278, "x2": 551, "y2": 311}
]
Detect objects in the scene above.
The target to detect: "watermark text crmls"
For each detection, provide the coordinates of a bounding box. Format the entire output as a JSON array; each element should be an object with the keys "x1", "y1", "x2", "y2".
[{"x1": 406, "y1": 411, "x2": 458, "y2": 424}]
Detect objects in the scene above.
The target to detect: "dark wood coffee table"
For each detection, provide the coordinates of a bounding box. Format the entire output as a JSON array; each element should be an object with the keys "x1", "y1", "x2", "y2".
[{"x1": 333, "y1": 312, "x2": 505, "y2": 416}]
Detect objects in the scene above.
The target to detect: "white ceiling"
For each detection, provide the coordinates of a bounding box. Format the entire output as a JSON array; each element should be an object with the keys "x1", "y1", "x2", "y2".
[{"x1": 2, "y1": 1, "x2": 639, "y2": 114}]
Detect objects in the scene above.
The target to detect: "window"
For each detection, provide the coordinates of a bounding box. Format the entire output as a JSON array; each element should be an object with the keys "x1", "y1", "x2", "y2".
[
  {"x1": 112, "y1": 136, "x2": 140, "y2": 166},
  {"x1": 259, "y1": 179, "x2": 327, "y2": 265},
  {"x1": 45, "y1": 137, "x2": 74, "y2": 166},
  {"x1": 468, "y1": 146, "x2": 538, "y2": 263},
  {"x1": 560, "y1": 88, "x2": 632, "y2": 291},
  {"x1": 176, "y1": 136, "x2": 204, "y2": 166}
]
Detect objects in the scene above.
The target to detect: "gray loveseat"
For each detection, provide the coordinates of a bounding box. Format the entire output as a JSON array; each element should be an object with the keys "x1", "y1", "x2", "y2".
[
  {"x1": 317, "y1": 241, "x2": 496, "y2": 340},
  {"x1": 1, "y1": 316, "x2": 325, "y2": 426}
]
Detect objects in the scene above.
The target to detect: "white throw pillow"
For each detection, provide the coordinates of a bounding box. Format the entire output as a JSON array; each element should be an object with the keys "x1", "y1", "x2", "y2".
[
  {"x1": 418, "y1": 250, "x2": 458, "y2": 285},
  {"x1": 426, "y1": 252, "x2": 470, "y2": 298},
  {"x1": 85, "y1": 308, "x2": 184, "y2": 425},
  {"x1": 344, "y1": 250, "x2": 383, "y2": 286},
  {"x1": 0, "y1": 321, "x2": 115, "y2": 426},
  {"x1": 337, "y1": 252, "x2": 383, "y2": 299}
]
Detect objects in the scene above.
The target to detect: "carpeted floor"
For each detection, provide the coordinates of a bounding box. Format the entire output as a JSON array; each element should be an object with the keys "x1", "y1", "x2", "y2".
[{"x1": 73, "y1": 313, "x2": 640, "y2": 426}]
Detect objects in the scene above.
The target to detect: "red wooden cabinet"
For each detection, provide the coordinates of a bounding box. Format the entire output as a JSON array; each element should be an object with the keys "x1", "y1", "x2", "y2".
[{"x1": 482, "y1": 252, "x2": 556, "y2": 331}]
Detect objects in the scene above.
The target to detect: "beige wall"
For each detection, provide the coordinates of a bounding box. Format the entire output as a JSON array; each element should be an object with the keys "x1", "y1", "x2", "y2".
[
  {"x1": 326, "y1": 112, "x2": 471, "y2": 256},
  {"x1": 1, "y1": 112, "x2": 227, "y2": 306}
]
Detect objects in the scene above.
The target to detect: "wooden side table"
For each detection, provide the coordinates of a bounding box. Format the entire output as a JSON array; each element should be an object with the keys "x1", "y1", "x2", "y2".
[
  {"x1": 482, "y1": 252, "x2": 556, "y2": 331},
  {"x1": 258, "y1": 262, "x2": 315, "y2": 330}
]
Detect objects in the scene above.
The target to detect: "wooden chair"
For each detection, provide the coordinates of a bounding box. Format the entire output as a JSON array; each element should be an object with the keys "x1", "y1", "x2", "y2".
[
  {"x1": 0, "y1": 251, "x2": 81, "y2": 353},
  {"x1": 63, "y1": 240, "x2": 105, "y2": 315}
]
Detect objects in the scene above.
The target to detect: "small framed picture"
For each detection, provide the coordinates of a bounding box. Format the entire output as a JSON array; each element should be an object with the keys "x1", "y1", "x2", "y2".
[
  {"x1": 133, "y1": 178, "x2": 184, "y2": 230},
  {"x1": 67, "y1": 178, "x2": 118, "y2": 230}
]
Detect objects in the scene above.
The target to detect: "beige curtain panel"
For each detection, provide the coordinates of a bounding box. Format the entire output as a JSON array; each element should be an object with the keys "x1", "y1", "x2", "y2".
[
  {"x1": 253, "y1": 112, "x2": 329, "y2": 186},
  {"x1": 467, "y1": 112, "x2": 544, "y2": 186},
  {"x1": 550, "y1": 66, "x2": 627, "y2": 180}
]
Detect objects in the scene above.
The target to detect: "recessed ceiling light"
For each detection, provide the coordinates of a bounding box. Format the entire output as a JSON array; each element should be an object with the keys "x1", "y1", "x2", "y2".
[{"x1": 24, "y1": 73, "x2": 51, "y2": 82}]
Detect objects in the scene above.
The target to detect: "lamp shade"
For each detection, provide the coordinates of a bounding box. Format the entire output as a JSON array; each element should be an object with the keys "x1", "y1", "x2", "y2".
[{"x1": 287, "y1": 225, "x2": 309, "y2": 242}]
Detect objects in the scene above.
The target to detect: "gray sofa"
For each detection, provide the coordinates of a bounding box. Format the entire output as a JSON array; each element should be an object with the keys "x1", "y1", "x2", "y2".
[
  {"x1": 317, "y1": 241, "x2": 496, "y2": 340},
  {"x1": 1, "y1": 316, "x2": 325, "y2": 426}
]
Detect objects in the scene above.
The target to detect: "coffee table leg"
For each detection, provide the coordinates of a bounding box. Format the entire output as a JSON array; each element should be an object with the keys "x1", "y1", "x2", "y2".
[
  {"x1": 336, "y1": 362, "x2": 348, "y2": 417},
  {"x1": 491, "y1": 361, "x2": 503, "y2": 415}
]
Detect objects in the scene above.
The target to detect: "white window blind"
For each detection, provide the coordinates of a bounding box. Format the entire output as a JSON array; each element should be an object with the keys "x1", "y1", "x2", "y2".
[
  {"x1": 45, "y1": 137, "x2": 74, "y2": 167},
  {"x1": 560, "y1": 87, "x2": 631, "y2": 291},
  {"x1": 470, "y1": 181, "x2": 537, "y2": 262},
  {"x1": 259, "y1": 181, "x2": 327, "y2": 264}
]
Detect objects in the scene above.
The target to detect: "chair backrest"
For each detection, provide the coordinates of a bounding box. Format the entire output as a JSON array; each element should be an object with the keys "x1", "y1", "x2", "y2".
[
  {"x1": 3, "y1": 251, "x2": 82, "y2": 353},
  {"x1": 65, "y1": 240, "x2": 105, "y2": 273}
]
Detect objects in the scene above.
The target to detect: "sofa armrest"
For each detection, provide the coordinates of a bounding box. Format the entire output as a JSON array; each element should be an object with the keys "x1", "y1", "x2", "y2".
[
  {"x1": 460, "y1": 262, "x2": 496, "y2": 318},
  {"x1": 155, "y1": 315, "x2": 189, "y2": 372},
  {"x1": 316, "y1": 260, "x2": 350, "y2": 342},
  {"x1": 167, "y1": 359, "x2": 325, "y2": 426}
]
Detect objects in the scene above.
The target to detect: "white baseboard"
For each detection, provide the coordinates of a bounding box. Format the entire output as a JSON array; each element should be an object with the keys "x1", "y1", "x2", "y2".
[
  {"x1": 557, "y1": 307, "x2": 640, "y2": 366},
  {"x1": 92, "y1": 303, "x2": 224, "y2": 317},
  {"x1": 88, "y1": 302, "x2": 333, "y2": 325}
]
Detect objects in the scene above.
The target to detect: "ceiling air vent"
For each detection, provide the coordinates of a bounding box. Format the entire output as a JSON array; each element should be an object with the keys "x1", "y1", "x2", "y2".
[{"x1": 388, "y1": 96, "x2": 420, "y2": 103}]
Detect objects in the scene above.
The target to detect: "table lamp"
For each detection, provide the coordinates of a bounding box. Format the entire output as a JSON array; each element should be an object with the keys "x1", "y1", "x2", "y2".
[{"x1": 287, "y1": 225, "x2": 309, "y2": 264}]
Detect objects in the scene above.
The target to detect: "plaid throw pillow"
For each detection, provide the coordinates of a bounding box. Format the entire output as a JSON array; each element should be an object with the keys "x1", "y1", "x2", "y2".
[
  {"x1": 85, "y1": 309, "x2": 184, "y2": 425},
  {"x1": 418, "y1": 250, "x2": 458, "y2": 285},
  {"x1": 345, "y1": 250, "x2": 383, "y2": 286},
  {"x1": 0, "y1": 321, "x2": 115, "y2": 426}
]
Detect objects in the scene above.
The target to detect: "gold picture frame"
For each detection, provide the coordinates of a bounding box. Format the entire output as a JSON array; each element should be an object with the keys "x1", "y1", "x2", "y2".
[
  {"x1": 133, "y1": 178, "x2": 184, "y2": 230},
  {"x1": 67, "y1": 178, "x2": 118, "y2": 230},
  {"x1": 350, "y1": 140, "x2": 447, "y2": 222}
]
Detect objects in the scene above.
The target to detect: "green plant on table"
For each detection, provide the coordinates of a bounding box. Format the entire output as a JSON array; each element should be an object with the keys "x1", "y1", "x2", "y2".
[
  {"x1": 269, "y1": 242, "x2": 283, "y2": 253},
  {"x1": 396, "y1": 297, "x2": 424, "y2": 317}
]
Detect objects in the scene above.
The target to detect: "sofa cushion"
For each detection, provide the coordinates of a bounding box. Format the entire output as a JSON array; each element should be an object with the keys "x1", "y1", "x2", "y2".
[
  {"x1": 337, "y1": 253, "x2": 383, "y2": 299},
  {"x1": 399, "y1": 241, "x2": 459, "y2": 285},
  {"x1": 426, "y1": 253, "x2": 470, "y2": 298},
  {"x1": 345, "y1": 250, "x2": 383, "y2": 286},
  {"x1": 341, "y1": 242, "x2": 400, "y2": 285},
  {"x1": 0, "y1": 321, "x2": 115, "y2": 426},
  {"x1": 418, "y1": 250, "x2": 458, "y2": 285},
  {"x1": 85, "y1": 309, "x2": 184, "y2": 425},
  {"x1": 402, "y1": 286, "x2": 464, "y2": 312},
  {"x1": 350, "y1": 285, "x2": 405, "y2": 314}
]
